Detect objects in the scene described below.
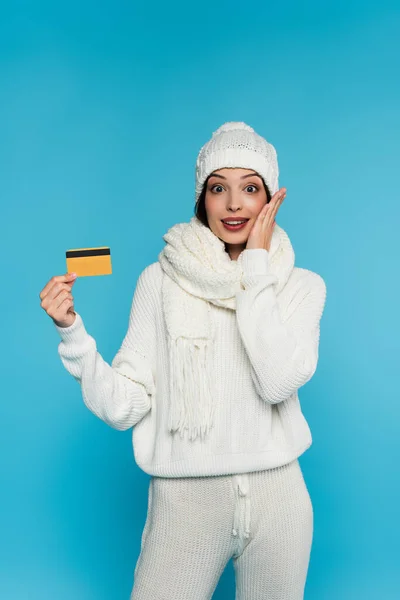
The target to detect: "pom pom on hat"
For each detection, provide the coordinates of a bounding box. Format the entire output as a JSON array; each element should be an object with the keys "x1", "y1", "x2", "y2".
[
  {"x1": 212, "y1": 121, "x2": 255, "y2": 136},
  {"x1": 195, "y1": 121, "x2": 279, "y2": 201}
]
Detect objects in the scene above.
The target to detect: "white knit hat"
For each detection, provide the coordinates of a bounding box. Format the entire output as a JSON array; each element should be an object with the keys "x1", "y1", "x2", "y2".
[{"x1": 195, "y1": 121, "x2": 279, "y2": 202}]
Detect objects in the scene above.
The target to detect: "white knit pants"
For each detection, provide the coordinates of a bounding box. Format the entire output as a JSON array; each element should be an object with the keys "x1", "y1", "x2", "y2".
[{"x1": 130, "y1": 458, "x2": 313, "y2": 600}]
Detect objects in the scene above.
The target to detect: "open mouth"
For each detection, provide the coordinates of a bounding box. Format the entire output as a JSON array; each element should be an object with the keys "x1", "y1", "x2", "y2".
[{"x1": 221, "y1": 219, "x2": 249, "y2": 231}]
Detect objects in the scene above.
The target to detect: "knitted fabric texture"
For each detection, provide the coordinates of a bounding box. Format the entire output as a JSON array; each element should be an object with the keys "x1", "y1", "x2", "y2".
[
  {"x1": 158, "y1": 215, "x2": 295, "y2": 442},
  {"x1": 130, "y1": 460, "x2": 313, "y2": 599},
  {"x1": 54, "y1": 228, "x2": 327, "y2": 478},
  {"x1": 195, "y1": 121, "x2": 279, "y2": 201}
]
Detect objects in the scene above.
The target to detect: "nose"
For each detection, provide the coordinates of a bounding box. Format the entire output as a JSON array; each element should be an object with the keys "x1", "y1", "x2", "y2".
[{"x1": 226, "y1": 192, "x2": 242, "y2": 212}]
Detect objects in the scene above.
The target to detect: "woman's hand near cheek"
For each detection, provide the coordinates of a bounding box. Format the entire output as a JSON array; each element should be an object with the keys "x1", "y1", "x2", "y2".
[{"x1": 245, "y1": 187, "x2": 287, "y2": 251}]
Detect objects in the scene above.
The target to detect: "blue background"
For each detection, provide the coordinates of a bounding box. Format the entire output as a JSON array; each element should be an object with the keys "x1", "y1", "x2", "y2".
[{"x1": 1, "y1": 1, "x2": 399, "y2": 598}]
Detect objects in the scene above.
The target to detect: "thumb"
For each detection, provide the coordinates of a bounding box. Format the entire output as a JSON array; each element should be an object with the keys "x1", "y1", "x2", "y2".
[{"x1": 67, "y1": 272, "x2": 77, "y2": 285}]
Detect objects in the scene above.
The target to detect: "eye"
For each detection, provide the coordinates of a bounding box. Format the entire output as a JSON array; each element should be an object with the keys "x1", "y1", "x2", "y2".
[
  {"x1": 245, "y1": 185, "x2": 258, "y2": 193},
  {"x1": 210, "y1": 184, "x2": 224, "y2": 193}
]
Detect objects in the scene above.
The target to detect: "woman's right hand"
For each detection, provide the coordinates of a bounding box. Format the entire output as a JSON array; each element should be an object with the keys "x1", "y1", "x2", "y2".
[{"x1": 39, "y1": 272, "x2": 78, "y2": 328}]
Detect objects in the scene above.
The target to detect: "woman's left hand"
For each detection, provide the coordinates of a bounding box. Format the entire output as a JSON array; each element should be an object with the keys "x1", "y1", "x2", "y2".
[{"x1": 246, "y1": 187, "x2": 287, "y2": 252}]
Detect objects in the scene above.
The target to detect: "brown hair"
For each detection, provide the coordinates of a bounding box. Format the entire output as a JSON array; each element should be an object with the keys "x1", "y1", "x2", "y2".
[{"x1": 194, "y1": 173, "x2": 272, "y2": 228}]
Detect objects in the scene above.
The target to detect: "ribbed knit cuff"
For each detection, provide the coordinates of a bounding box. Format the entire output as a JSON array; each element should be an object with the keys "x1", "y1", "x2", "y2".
[
  {"x1": 53, "y1": 312, "x2": 90, "y2": 345},
  {"x1": 241, "y1": 248, "x2": 270, "y2": 273},
  {"x1": 240, "y1": 249, "x2": 278, "y2": 289}
]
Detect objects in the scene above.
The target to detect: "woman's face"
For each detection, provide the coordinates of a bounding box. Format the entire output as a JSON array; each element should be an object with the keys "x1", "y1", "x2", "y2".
[{"x1": 204, "y1": 168, "x2": 268, "y2": 257}]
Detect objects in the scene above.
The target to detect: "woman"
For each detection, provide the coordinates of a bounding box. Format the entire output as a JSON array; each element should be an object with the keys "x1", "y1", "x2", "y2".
[{"x1": 39, "y1": 121, "x2": 327, "y2": 599}]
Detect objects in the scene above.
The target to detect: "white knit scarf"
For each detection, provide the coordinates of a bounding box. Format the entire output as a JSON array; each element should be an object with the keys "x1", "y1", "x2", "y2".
[{"x1": 158, "y1": 216, "x2": 295, "y2": 442}]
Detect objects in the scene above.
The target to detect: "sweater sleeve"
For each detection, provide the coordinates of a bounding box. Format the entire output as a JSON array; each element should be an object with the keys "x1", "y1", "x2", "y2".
[
  {"x1": 235, "y1": 249, "x2": 327, "y2": 404},
  {"x1": 54, "y1": 264, "x2": 158, "y2": 430}
]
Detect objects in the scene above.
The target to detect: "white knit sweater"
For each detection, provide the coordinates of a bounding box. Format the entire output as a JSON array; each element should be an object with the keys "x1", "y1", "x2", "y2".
[{"x1": 54, "y1": 248, "x2": 326, "y2": 477}]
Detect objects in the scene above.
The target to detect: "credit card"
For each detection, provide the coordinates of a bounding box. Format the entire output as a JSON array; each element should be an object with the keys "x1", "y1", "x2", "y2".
[{"x1": 66, "y1": 246, "x2": 112, "y2": 277}]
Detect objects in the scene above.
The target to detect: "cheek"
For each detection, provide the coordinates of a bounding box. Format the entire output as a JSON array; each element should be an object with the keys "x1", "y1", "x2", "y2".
[
  {"x1": 204, "y1": 195, "x2": 219, "y2": 218},
  {"x1": 245, "y1": 196, "x2": 266, "y2": 217}
]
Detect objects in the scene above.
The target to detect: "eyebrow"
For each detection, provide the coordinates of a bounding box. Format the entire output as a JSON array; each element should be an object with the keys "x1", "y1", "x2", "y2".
[{"x1": 208, "y1": 172, "x2": 262, "y2": 181}]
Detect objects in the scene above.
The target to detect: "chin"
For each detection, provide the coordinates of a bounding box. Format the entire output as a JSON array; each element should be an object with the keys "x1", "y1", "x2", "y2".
[
  {"x1": 218, "y1": 230, "x2": 249, "y2": 245},
  {"x1": 209, "y1": 221, "x2": 248, "y2": 244}
]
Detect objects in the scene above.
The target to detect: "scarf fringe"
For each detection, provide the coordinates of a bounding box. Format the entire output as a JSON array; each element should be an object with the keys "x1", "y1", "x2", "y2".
[{"x1": 168, "y1": 336, "x2": 216, "y2": 442}]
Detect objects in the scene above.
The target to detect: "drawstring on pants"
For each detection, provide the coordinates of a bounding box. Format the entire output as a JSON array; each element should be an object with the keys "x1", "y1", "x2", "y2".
[{"x1": 232, "y1": 474, "x2": 251, "y2": 539}]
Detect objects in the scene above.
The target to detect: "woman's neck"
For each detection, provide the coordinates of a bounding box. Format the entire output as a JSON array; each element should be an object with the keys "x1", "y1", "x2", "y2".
[{"x1": 225, "y1": 242, "x2": 245, "y2": 261}]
